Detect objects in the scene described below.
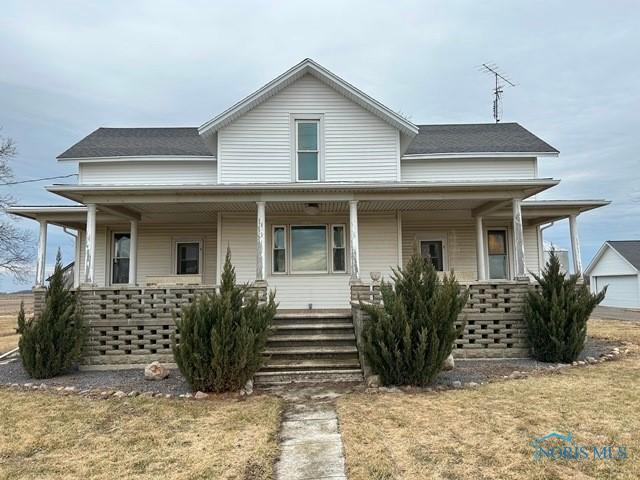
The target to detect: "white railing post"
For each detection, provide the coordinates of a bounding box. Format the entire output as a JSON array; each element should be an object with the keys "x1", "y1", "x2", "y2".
[
  {"x1": 569, "y1": 214, "x2": 582, "y2": 276},
  {"x1": 256, "y1": 201, "x2": 266, "y2": 281},
  {"x1": 512, "y1": 198, "x2": 527, "y2": 279},
  {"x1": 129, "y1": 219, "x2": 138, "y2": 285},
  {"x1": 84, "y1": 204, "x2": 96, "y2": 285},
  {"x1": 349, "y1": 200, "x2": 360, "y2": 280},
  {"x1": 475, "y1": 215, "x2": 486, "y2": 281},
  {"x1": 35, "y1": 219, "x2": 48, "y2": 286}
]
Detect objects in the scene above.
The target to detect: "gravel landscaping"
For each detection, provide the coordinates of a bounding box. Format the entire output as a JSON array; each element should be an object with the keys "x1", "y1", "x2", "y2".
[
  {"x1": 0, "y1": 360, "x2": 192, "y2": 395},
  {"x1": 0, "y1": 335, "x2": 625, "y2": 394}
]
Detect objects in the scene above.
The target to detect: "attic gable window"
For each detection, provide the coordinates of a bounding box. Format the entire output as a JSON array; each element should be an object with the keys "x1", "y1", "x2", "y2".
[{"x1": 296, "y1": 120, "x2": 319, "y2": 181}]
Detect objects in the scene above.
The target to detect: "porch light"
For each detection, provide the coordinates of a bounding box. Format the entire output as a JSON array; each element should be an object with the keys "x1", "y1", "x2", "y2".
[{"x1": 304, "y1": 203, "x2": 321, "y2": 215}]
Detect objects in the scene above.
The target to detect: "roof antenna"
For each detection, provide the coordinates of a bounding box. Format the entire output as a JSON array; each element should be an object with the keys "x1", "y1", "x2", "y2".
[{"x1": 479, "y1": 63, "x2": 516, "y2": 122}]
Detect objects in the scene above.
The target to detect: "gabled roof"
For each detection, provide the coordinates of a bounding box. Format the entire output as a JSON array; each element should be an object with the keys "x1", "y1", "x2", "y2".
[
  {"x1": 198, "y1": 58, "x2": 419, "y2": 138},
  {"x1": 585, "y1": 240, "x2": 640, "y2": 276},
  {"x1": 57, "y1": 127, "x2": 213, "y2": 160},
  {"x1": 404, "y1": 123, "x2": 559, "y2": 157}
]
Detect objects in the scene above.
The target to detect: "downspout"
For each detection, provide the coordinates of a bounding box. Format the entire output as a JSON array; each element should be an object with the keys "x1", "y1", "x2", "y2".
[{"x1": 538, "y1": 222, "x2": 555, "y2": 272}]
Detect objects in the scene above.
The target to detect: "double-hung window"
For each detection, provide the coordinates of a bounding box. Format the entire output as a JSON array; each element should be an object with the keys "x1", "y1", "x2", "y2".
[
  {"x1": 332, "y1": 225, "x2": 346, "y2": 273},
  {"x1": 111, "y1": 232, "x2": 131, "y2": 284},
  {"x1": 176, "y1": 241, "x2": 200, "y2": 275},
  {"x1": 420, "y1": 240, "x2": 444, "y2": 271},
  {"x1": 296, "y1": 120, "x2": 319, "y2": 181},
  {"x1": 273, "y1": 226, "x2": 287, "y2": 273}
]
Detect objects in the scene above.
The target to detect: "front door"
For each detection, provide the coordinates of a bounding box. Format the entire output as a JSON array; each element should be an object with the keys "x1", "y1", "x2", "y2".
[{"x1": 487, "y1": 230, "x2": 508, "y2": 279}]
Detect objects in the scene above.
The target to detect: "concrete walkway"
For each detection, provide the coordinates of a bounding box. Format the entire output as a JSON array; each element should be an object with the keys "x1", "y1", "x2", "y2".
[{"x1": 274, "y1": 388, "x2": 349, "y2": 480}]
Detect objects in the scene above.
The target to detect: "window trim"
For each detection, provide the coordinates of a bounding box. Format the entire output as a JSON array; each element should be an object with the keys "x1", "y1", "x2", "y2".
[
  {"x1": 289, "y1": 224, "x2": 330, "y2": 274},
  {"x1": 415, "y1": 232, "x2": 449, "y2": 272},
  {"x1": 271, "y1": 225, "x2": 287, "y2": 275},
  {"x1": 485, "y1": 228, "x2": 510, "y2": 280},
  {"x1": 173, "y1": 238, "x2": 203, "y2": 276},
  {"x1": 110, "y1": 231, "x2": 131, "y2": 285},
  {"x1": 331, "y1": 224, "x2": 347, "y2": 273},
  {"x1": 291, "y1": 114, "x2": 324, "y2": 182}
]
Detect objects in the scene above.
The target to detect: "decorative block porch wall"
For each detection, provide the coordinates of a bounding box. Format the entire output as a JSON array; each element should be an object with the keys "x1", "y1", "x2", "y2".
[
  {"x1": 352, "y1": 281, "x2": 531, "y2": 359},
  {"x1": 32, "y1": 284, "x2": 268, "y2": 369}
]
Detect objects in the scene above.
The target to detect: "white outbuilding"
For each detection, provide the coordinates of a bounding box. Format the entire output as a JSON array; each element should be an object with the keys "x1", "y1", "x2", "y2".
[{"x1": 585, "y1": 241, "x2": 640, "y2": 309}]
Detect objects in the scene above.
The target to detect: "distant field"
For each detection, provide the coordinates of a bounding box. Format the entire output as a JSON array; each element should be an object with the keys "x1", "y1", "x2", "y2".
[{"x1": 0, "y1": 294, "x2": 33, "y2": 354}]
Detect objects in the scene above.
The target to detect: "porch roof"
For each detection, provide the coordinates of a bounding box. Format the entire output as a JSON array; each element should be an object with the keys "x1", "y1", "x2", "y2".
[
  {"x1": 47, "y1": 179, "x2": 559, "y2": 204},
  {"x1": 490, "y1": 199, "x2": 610, "y2": 226}
]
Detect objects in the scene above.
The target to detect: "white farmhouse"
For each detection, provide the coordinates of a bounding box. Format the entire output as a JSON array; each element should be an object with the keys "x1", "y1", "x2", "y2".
[
  {"x1": 585, "y1": 241, "x2": 640, "y2": 309},
  {"x1": 9, "y1": 59, "x2": 609, "y2": 380}
]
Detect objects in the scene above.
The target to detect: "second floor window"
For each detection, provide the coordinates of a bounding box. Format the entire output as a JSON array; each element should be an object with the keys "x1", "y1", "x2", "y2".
[{"x1": 296, "y1": 120, "x2": 319, "y2": 181}]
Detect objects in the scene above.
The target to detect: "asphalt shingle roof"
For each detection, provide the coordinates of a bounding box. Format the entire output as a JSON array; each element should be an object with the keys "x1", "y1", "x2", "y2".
[
  {"x1": 609, "y1": 241, "x2": 640, "y2": 271},
  {"x1": 58, "y1": 122, "x2": 558, "y2": 159},
  {"x1": 404, "y1": 122, "x2": 559, "y2": 156},
  {"x1": 57, "y1": 127, "x2": 213, "y2": 159}
]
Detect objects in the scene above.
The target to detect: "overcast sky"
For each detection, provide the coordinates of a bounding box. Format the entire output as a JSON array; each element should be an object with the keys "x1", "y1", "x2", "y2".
[{"x1": 1, "y1": 1, "x2": 639, "y2": 291}]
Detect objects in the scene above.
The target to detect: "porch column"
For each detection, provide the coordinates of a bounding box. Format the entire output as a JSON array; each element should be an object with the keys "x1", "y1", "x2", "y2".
[
  {"x1": 35, "y1": 219, "x2": 48, "y2": 287},
  {"x1": 569, "y1": 214, "x2": 582, "y2": 276},
  {"x1": 512, "y1": 198, "x2": 527, "y2": 279},
  {"x1": 73, "y1": 230, "x2": 81, "y2": 288},
  {"x1": 256, "y1": 201, "x2": 266, "y2": 281},
  {"x1": 129, "y1": 219, "x2": 138, "y2": 285},
  {"x1": 475, "y1": 216, "x2": 486, "y2": 281},
  {"x1": 84, "y1": 203, "x2": 96, "y2": 284},
  {"x1": 349, "y1": 200, "x2": 360, "y2": 279}
]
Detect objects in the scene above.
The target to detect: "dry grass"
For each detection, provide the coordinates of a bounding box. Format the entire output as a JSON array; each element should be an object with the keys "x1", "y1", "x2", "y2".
[
  {"x1": 0, "y1": 294, "x2": 33, "y2": 354},
  {"x1": 337, "y1": 319, "x2": 640, "y2": 480},
  {"x1": 0, "y1": 391, "x2": 282, "y2": 479}
]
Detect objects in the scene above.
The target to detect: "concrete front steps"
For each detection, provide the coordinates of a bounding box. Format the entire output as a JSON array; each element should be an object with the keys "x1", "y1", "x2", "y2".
[{"x1": 256, "y1": 310, "x2": 364, "y2": 387}]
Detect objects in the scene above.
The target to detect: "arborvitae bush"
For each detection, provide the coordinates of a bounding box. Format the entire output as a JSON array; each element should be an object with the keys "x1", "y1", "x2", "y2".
[
  {"x1": 524, "y1": 251, "x2": 606, "y2": 363},
  {"x1": 173, "y1": 249, "x2": 277, "y2": 392},
  {"x1": 362, "y1": 253, "x2": 468, "y2": 386},
  {"x1": 18, "y1": 251, "x2": 86, "y2": 379}
]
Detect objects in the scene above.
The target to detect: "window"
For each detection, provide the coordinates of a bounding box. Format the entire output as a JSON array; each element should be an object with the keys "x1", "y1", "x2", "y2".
[
  {"x1": 296, "y1": 120, "x2": 319, "y2": 181},
  {"x1": 487, "y1": 230, "x2": 508, "y2": 279},
  {"x1": 273, "y1": 226, "x2": 286, "y2": 273},
  {"x1": 112, "y1": 233, "x2": 130, "y2": 284},
  {"x1": 420, "y1": 240, "x2": 444, "y2": 271},
  {"x1": 176, "y1": 242, "x2": 200, "y2": 275},
  {"x1": 332, "y1": 225, "x2": 346, "y2": 272},
  {"x1": 291, "y1": 225, "x2": 328, "y2": 273}
]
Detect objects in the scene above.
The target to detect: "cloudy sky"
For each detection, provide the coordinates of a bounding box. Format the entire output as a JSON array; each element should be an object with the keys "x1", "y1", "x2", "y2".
[{"x1": 1, "y1": 1, "x2": 639, "y2": 291}]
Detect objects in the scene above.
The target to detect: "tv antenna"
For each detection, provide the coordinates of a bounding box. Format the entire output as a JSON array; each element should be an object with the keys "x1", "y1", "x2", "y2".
[{"x1": 479, "y1": 63, "x2": 516, "y2": 122}]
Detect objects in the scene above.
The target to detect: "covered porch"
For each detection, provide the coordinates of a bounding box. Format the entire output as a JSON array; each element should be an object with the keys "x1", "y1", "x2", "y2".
[{"x1": 10, "y1": 180, "x2": 608, "y2": 309}]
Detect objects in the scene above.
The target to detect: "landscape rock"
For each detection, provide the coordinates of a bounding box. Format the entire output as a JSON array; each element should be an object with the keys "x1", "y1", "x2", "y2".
[
  {"x1": 577, "y1": 361, "x2": 586, "y2": 366},
  {"x1": 144, "y1": 361, "x2": 169, "y2": 381},
  {"x1": 141, "y1": 391, "x2": 154, "y2": 398},
  {"x1": 113, "y1": 391, "x2": 127, "y2": 398},
  {"x1": 442, "y1": 354, "x2": 455, "y2": 371},
  {"x1": 194, "y1": 391, "x2": 209, "y2": 400},
  {"x1": 452, "y1": 381, "x2": 463, "y2": 389},
  {"x1": 127, "y1": 391, "x2": 139, "y2": 397},
  {"x1": 586, "y1": 356, "x2": 597, "y2": 364},
  {"x1": 466, "y1": 382, "x2": 479, "y2": 388},
  {"x1": 240, "y1": 379, "x2": 254, "y2": 396},
  {"x1": 366, "y1": 375, "x2": 381, "y2": 388}
]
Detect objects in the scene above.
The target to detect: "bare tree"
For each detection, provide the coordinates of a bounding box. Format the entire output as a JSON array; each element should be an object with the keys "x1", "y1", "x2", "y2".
[{"x1": 1, "y1": 131, "x2": 35, "y2": 282}]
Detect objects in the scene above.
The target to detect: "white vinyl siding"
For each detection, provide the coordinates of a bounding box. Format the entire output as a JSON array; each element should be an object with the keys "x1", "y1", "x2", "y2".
[
  {"x1": 218, "y1": 74, "x2": 399, "y2": 183},
  {"x1": 79, "y1": 160, "x2": 217, "y2": 185},
  {"x1": 401, "y1": 157, "x2": 537, "y2": 181},
  {"x1": 401, "y1": 212, "x2": 541, "y2": 281},
  {"x1": 359, "y1": 214, "x2": 399, "y2": 282},
  {"x1": 588, "y1": 247, "x2": 638, "y2": 277},
  {"x1": 78, "y1": 223, "x2": 217, "y2": 286}
]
